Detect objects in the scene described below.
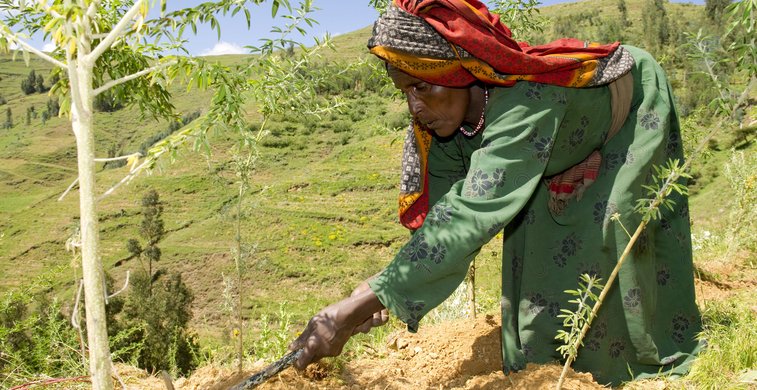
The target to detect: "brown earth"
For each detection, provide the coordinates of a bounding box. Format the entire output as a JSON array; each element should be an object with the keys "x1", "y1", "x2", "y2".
[{"x1": 124, "y1": 314, "x2": 605, "y2": 389}]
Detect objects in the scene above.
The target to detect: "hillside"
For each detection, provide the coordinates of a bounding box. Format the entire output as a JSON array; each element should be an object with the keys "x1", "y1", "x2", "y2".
[{"x1": 1, "y1": 0, "x2": 755, "y2": 388}]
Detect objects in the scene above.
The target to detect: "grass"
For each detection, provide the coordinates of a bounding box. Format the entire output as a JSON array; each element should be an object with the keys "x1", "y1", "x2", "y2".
[{"x1": 687, "y1": 299, "x2": 757, "y2": 389}]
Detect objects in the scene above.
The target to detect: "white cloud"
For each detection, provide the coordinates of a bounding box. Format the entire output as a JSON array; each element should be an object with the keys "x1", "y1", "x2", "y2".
[
  {"x1": 200, "y1": 41, "x2": 245, "y2": 56},
  {"x1": 42, "y1": 42, "x2": 56, "y2": 52}
]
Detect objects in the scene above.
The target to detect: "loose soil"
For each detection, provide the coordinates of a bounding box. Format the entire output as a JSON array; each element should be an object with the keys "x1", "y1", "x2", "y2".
[{"x1": 126, "y1": 314, "x2": 605, "y2": 389}]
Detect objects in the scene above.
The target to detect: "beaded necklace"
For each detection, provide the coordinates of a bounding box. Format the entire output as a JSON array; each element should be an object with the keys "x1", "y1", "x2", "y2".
[{"x1": 459, "y1": 88, "x2": 489, "y2": 137}]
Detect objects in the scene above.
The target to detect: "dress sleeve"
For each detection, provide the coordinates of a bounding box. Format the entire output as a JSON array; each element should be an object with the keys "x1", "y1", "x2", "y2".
[{"x1": 369, "y1": 82, "x2": 569, "y2": 332}]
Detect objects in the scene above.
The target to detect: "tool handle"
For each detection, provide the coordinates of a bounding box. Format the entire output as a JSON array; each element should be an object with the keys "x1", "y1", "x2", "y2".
[{"x1": 228, "y1": 348, "x2": 304, "y2": 390}]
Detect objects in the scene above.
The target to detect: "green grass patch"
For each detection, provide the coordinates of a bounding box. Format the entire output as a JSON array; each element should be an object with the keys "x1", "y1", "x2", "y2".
[{"x1": 687, "y1": 299, "x2": 757, "y2": 389}]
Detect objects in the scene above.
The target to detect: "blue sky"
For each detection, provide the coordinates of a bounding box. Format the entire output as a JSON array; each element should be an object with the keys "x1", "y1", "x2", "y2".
[
  {"x1": 159, "y1": 0, "x2": 704, "y2": 56},
  {"x1": 17, "y1": 0, "x2": 703, "y2": 56}
]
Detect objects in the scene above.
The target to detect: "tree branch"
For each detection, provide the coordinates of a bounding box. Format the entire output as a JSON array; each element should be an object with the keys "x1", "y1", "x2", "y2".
[
  {"x1": 93, "y1": 60, "x2": 177, "y2": 97},
  {"x1": 71, "y1": 278, "x2": 84, "y2": 330},
  {"x1": 88, "y1": 0, "x2": 145, "y2": 61},
  {"x1": 58, "y1": 177, "x2": 80, "y2": 201},
  {"x1": 0, "y1": 29, "x2": 67, "y2": 69},
  {"x1": 97, "y1": 154, "x2": 159, "y2": 202},
  {"x1": 93, "y1": 152, "x2": 141, "y2": 163},
  {"x1": 106, "y1": 270, "x2": 130, "y2": 302}
]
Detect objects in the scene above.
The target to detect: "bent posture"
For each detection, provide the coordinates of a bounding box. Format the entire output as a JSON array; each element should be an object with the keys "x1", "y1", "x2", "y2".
[{"x1": 291, "y1": 0, "x2": 702, "y2": 385}]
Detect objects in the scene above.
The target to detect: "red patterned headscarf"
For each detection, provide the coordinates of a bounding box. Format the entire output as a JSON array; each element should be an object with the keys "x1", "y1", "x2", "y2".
[{"x1": 369, "y1": 0, "x2": 634, "y2": 229}]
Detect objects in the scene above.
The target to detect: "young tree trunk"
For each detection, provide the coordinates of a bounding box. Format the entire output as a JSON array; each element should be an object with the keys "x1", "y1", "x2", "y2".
[
  {"x1": 235, "y1": 183, "x2": 245, "y2": 373},
  {"x1": 70, "y1": 56, "x2": 114, "y2": 390}
]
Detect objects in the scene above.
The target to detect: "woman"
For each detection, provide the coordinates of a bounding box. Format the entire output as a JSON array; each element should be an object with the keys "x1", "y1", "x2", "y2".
[{"x1": 290, "y1": 0, "x2": 702, "y2": 385}]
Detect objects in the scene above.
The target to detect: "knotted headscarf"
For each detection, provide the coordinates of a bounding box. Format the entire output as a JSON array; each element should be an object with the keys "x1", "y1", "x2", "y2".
[{"x1": 369, "y1": 0, "x2": 635, "y2": 229}]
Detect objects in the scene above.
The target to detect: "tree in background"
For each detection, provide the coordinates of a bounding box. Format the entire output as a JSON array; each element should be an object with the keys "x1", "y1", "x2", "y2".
[
  {"x1": 116, "y1": 196, "x2": 196, "y2": 377},
  {"x1": 126, "y1": 189, "x2": 164, "y2": 292},
  {"x1": 20, "y1": 69, "x2": 37, "y2": 95},
  {"x1": 114, "y1": 189, "x2": 196, "y2": 375},
  {"x1": 642, "y1": 0, "x2": 671, "y2": 55},
  {"x1": 706, "y1": 0, "x2": 733, "y2": 27},
  {"x1": 46, "y1": 98, "x2": 60, "y2": 117},
  {"x1": 618, "y1": 0, "x2": 631, "y2": 28},
  {"x1": 4, "y1": 106, "x2": 11, "y2": 129},
  {"x1": 35, "y1": 72, "x2": 45, "y2": 93}
]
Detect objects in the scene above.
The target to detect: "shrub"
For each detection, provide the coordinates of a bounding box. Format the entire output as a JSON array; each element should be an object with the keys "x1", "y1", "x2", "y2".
[
  {"x1": 46, "y1": 98, "x2": 60, "y2": 117},
  {"x1": 331, "y1": 120, "x2": 352, "y2": 134},
  {"x1": 112, "y1": 271, "x2": 199, "y2": 376},
  {"x1": 724, "y1": 149, "x2": 757, "y2": 258},
  {"x1": 260, "y1": 137, "x2": 292, "y2": 148},
  {"x1": 20, "y1": 70, "x2": 37, "y2": 95},
  {"x1": 93, "y1": 90, "x2": 124, "y2": 112},
  {"x1": 0, "y1": 282, "x2": 85, "y2": 387}
]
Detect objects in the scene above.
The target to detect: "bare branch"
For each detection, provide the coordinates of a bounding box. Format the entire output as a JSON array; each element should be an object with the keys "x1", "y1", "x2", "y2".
[
  {"x1": 93, "y1": 152, "x2": 141, "y2": 163},
  {"x1": 93, "y1": 60, "x2": 177, "y2": 96},
  {"x1": 71, "y1": 279, "x2": 84, "y2": 329},
  {"x1": 106, "y1": 270, "x2": 130, "y2": 302},
  {"x1": 112, "y1": 363, "x2": 129, "y2": 390},
  {"x1": 98, "y1": 154, "x2": 158, "y2": 202},
  {"x1": 88, "y1": 0, "x2": 145, "y2": 61},
  {"x1": 0, "y1": 29, "x2": 67, "y2": 69},
  {"x1": 58, "y1": 177, "x2": 80, "y2": 201}
]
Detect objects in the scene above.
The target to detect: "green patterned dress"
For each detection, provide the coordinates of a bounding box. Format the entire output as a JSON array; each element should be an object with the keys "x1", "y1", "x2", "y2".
[{"x1": 369, "y1": 46, "x2": 702, "y2": 386}]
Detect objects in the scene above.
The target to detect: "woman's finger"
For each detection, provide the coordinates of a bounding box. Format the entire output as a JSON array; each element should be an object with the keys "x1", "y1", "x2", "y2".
[
  {"x1": 352, "y1": 318, "x2": 373, "y2": 335},
  {"x1": 374, "y1": 309, "x2": 389, "y2": 326},
  {"x1": 289, "y1": 319, "x2": 314, "y2": 352},
  {"x1": 294, "y1": 334, "x2": 320, "y2": 370}
]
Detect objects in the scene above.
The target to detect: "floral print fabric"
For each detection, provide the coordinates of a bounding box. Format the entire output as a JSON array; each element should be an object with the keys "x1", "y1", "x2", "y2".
[{"x1": 369, "y1": 46, "x2": 701, "y2": 386}]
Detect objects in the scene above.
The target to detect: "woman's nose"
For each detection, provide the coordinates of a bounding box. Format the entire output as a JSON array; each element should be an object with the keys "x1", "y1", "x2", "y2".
[{"x1": 407, "y1": 94, "x2": 423, "y2": 117}]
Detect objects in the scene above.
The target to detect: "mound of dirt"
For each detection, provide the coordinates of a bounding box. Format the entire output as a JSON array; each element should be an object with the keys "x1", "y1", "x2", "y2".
[{"x1": 166, "y1": 314, "x2": 604, "y2": 390}]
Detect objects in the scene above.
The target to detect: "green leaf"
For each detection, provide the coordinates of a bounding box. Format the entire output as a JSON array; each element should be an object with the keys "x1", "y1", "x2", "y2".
[{"x1": 271, "y1": 1, "x2": 280, "y2": 17}]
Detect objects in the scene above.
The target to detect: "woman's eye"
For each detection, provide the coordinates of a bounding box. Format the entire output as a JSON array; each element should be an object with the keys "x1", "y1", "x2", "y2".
[{"x1": 414, "y1": 83, "x2": 429, "y2": 92}]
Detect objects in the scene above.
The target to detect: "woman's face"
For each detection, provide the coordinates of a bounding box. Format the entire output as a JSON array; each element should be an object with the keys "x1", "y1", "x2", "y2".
[{"x1": 388, "y1": 67, "x2": 470, "y2": 138}]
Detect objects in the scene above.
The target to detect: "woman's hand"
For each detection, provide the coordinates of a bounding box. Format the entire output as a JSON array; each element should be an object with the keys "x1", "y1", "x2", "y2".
[
  {"x1": 350, "y1": 281, "x2": 389, "y2": 334},
  {"x1": 289, "y1": 287, "x2": 385, "y2": 370}
]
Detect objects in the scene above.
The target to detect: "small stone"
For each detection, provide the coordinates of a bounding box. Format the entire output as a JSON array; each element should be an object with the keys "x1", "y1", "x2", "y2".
[
  {"x1": 414, "y1": 346, "x2": 423, "y2": 354},
  {"x1": 397, "y1": 338, "x2": 409, "y2": 349},
  {"x1": 429, "y1": 352, "x2": 438, "y2": 359}
]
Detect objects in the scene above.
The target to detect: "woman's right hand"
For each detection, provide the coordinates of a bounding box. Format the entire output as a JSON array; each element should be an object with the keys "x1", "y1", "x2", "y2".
[
  {"x1": 350, "y1": 280, "x2": 389, "y2": 334},
  {"x1": 290, "y1": 286, "x2": 386, "y2": 370}
]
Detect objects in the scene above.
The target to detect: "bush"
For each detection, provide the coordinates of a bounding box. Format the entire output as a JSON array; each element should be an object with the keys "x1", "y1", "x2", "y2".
[
  {"x1": 724, "y1": 149, "x2": 757, "y2": 258},
  {"x1": 111, "y1": 271, "x2": 199, "y2": 376},
  {"x1": 46, "y1": 98, "x2": 60, "y2": 117},
  {"x1": 20, "y1": 70, "x2": 37, "y2": 95},
  {"x1": 331, "y1": 120, "x2": 352, "y2": 134},
  {"x1": 0, "y1": 283, "x2": 86, "y2": 387},
  {"x1": 93, "y1": 90, "x2": 124, "y2": 112}
]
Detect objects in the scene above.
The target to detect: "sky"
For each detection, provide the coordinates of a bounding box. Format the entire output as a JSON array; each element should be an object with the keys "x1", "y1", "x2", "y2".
[{"x1": 15, "y1": 0, "x2": 703, "y2": 56}]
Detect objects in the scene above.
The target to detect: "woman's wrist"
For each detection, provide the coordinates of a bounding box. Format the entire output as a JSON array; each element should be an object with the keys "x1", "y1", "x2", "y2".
[{"x1": 343, "y1": 287, "x2": 384, "y2": 326}]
